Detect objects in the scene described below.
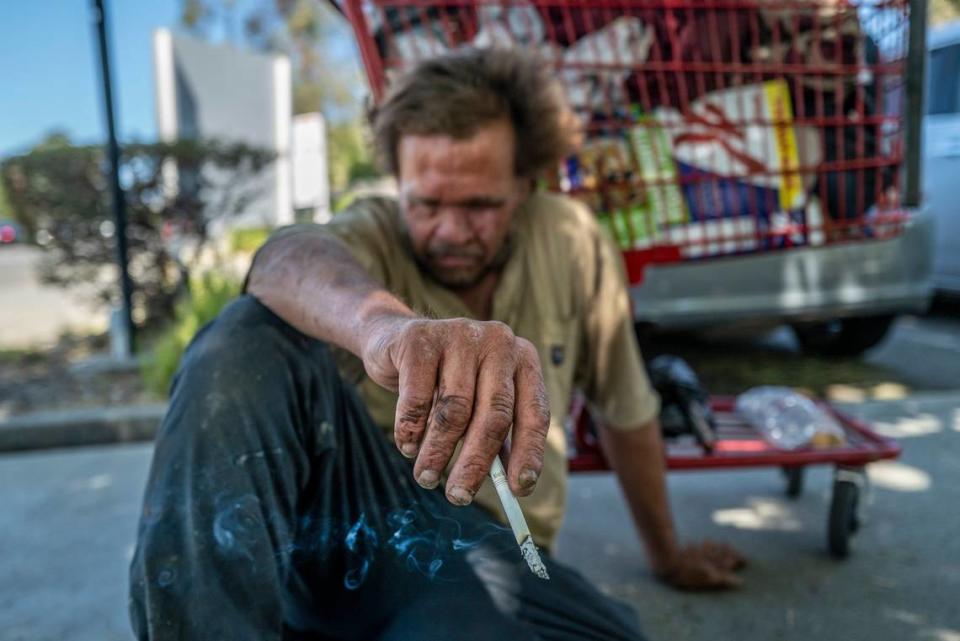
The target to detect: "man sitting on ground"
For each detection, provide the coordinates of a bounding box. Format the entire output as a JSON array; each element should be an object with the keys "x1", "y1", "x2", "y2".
[{"x1": 129, "y1": 47, "x2": 744, "y2": 641}]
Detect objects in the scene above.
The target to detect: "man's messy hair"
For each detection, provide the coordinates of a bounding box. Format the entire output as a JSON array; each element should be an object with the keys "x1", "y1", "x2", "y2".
[{"x1": 371, "y1": 47, "x2": 579, "y2": 178}]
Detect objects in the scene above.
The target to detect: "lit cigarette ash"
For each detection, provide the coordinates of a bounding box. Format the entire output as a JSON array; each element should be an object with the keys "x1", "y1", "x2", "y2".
[
  {"x1": 519, "y1": 536, "x2": 550, "y2": 580},
  {"x1": 489, "y1": 456, "x2": 550, "y2": 580}
]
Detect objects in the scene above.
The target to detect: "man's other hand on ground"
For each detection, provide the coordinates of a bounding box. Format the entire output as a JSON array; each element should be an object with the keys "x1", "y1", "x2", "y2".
[
  {"x1": 362, "y1": 316, "x2": 551, "y2": 506},
  {"x1": 658, "y1": 540, "x2": 747, "y2": 591}
]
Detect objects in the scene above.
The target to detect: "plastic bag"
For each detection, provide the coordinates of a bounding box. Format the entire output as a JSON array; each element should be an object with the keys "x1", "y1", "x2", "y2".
[
  {"x1": 561, "y1": 17, "x2": 654, "y2": 112},
  {"x1": 735, "y1": 386, "x2": 846, "y2": 450},
  {"x1": 473, "y1": 2, "x2": 546, "y2": 48}
]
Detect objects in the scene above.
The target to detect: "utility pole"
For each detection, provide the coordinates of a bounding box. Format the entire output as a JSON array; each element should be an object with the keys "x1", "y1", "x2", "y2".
[{"x1": 92, "y1": 0, "x2": 135, "y2": 357}]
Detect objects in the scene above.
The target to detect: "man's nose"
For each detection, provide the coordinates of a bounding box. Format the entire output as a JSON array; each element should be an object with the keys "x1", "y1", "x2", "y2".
[{"x1": 433, "y1": 210, "x2": 473, "y2": 245}]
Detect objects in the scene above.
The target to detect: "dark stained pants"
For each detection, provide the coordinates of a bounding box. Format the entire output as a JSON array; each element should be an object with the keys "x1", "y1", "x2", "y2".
[{"x1": 128, "y1": 296, "x2": 647, "y2": 641}]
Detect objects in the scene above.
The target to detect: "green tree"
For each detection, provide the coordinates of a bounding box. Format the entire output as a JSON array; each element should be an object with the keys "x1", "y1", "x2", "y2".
[
  {"x1": 180, "y1": 0, "x2": 363, "y2": 114},
  {"x1": 0, "y1": 176, "x2": 11, "y2": 219},
  {"x1": 932, "y1": 0, "x2": 960, "y2": 25},
  {"x1": 327, "y1": 121, "x2": 379, "y2": 190}
]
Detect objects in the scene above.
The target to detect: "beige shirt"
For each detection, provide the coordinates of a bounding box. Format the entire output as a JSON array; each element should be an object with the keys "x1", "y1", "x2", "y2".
[{"x1": 277, "y1": 191, "x2": 659, "y2": 548}]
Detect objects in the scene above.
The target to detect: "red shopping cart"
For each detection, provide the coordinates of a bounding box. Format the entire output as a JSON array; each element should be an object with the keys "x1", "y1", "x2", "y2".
[
  {"x1": 341, "y1": 0, "x2": 924, "y2": 262},
  {"x1": 337, "y1": 0, "x2": 922, "y2": 557}
]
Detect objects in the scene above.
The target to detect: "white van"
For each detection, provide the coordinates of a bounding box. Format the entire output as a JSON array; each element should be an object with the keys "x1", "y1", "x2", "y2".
[{"x1": 925, "y1": 21, "x2": 960, "y2": 296}]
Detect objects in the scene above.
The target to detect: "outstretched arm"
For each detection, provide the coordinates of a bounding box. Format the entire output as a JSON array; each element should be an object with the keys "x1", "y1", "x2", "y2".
[{"x1": 246, "y1": 231, "x2": 550, "y2": 503}]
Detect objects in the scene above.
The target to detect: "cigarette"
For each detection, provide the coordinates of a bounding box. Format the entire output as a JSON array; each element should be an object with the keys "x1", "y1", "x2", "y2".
[{"x1": 489, "y1": 455, "x2": 550, "y2": 580}]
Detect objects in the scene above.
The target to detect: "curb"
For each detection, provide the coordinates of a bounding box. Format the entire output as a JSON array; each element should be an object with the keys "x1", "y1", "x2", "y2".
[{"x1": 0, "y1": 404, "x2": 168, "y2": 453}]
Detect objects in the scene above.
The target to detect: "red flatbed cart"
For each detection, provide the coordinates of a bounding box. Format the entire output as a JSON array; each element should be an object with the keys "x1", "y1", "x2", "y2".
[{"x1": 568, "y1": 394, "x2": 901, "y2": 557}]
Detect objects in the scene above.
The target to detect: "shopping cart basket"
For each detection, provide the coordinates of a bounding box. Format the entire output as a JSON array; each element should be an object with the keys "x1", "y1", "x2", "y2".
[{"x1": 342, "y1": 0, "x2": 924, "y2": 254}]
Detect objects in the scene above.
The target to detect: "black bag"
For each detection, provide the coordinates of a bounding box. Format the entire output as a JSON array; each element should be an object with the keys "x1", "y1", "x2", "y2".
[{"x1": 647, "y1": 355, "x2": 717, "y2": 453}]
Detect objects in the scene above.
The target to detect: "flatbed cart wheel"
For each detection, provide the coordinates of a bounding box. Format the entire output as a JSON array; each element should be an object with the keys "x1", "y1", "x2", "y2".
[
  {"x1": 782, "y1": 466, "x2": 805, "y2": 498},
  {"x1": 828, "y1": 471, "x2": 863, "y2": 558}
]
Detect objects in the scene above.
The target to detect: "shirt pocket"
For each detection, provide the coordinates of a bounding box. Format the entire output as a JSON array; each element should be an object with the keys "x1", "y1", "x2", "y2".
[{"x1": 536, "y1": 314, "x2": 579, "y2": 424}]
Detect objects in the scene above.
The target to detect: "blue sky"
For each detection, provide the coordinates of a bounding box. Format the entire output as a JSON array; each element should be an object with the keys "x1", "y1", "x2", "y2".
[
  {"x1": 1, "y1": 1, "x2": 365, "y2": 159},
  {"x1": 0, "y1": 1, "x2": 188, "y2": 158}
]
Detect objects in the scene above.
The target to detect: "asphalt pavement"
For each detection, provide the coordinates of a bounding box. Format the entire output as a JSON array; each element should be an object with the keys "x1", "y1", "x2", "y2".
[
  {"x1": 867, "y1": 310, "x2": 960, "y2": 391},
  {"x1": 1, "y1": 394, "x2": 957, "y2": 641},
  {"x1": 557, "y1": 392, "x2": 960, "y2": 641}
]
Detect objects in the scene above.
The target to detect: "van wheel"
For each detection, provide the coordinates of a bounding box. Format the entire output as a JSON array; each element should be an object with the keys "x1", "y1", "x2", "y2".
[{"x1": 791, "y1": 315, "x2": 896, "y2": 358}]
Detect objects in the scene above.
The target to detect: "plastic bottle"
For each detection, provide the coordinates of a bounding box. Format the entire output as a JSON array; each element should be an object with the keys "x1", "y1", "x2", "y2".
[{"x1": 735, "y1": 386, "x2": 845, "y2": 450}]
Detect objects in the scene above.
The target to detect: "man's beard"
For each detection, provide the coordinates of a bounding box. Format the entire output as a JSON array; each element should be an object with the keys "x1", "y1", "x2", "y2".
[{"x1": 405, "y1": 233, "x2": 514, "y2": 291}]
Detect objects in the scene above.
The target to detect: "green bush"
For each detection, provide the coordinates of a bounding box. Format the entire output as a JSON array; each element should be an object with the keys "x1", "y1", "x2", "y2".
[
  {"x1": 333, "y1": 190, "x2": 360, "y2": 214},
  {"x1": 142, "y1": 271, "x2": 241, "y2": 396},
  {"x1": 0, "y1": 135, "x2": 273, "y2": 324},
  {"x1": 228, "y1": 226, "x2": 272, "y2": 254},
  {"x1": 327, "y1": 121, "x2": 380, "y2": 193}
]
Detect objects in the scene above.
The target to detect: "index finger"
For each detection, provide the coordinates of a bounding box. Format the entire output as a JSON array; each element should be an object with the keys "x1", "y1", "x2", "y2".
[{"x1": 506, "y1": 339, "x2": 550, "y2": 496}]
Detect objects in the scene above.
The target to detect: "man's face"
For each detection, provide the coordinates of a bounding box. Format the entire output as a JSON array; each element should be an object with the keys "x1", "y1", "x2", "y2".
[{"x1": 397, "y1": 119, "x2": 527, "y2": 290}]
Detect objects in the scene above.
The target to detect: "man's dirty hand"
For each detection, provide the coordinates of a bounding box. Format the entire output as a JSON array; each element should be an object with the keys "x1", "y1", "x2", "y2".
[
  {"x1": 657, "y1": 541, "x2": 747, "y2": 591},
  {"x1": 362, "y1": 316, "x2": 550, "y2": 505}
]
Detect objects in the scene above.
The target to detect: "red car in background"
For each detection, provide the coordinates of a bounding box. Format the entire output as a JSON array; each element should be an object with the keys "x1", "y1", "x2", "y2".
[{"x1": 0, "y1": 220, "x2": 19, "y2": 245}]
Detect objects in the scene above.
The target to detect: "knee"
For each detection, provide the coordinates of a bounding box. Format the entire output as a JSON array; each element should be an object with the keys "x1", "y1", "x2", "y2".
[
  {"x1": 161, "y1": 296, "x2": 347, "y2": 447},
  {"x1": 175, "y1": 327, "x2": 289, "y2": 404}
]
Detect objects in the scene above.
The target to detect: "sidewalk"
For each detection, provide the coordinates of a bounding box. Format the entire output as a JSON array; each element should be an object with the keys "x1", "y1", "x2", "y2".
[{"x1": 1, "y1": 393, "x2": 958, "y2": 640}]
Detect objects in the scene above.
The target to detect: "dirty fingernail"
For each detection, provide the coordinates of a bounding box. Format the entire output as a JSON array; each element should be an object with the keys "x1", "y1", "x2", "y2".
[
  {"x1": 417, "y1": 470, "x2": 439, "y2": 489},
  {"x1": 448, "y1": 486, "x2": 473, "y2": 506},
  {"x1": 400, "y1": 442, "x2": 418, "y2": 458},
  {"x1": 519, "y1": 468, "x2": 538, "y2": 489}
]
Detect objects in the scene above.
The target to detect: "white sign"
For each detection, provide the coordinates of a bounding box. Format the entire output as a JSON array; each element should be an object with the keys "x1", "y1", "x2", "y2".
[{"x1": 292, "y1": 113, "x2": 331, "y2": 222}]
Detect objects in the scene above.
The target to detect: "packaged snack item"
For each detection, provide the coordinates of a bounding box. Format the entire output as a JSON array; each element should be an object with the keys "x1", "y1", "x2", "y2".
[
  {"x1": 626, "y1": 108, "x2": 688, "y2": 229},
  {"x1": 601, "y1": 188, "x2": 662, "y2": 250},
  {"x1": 578, "y1": 136, "x2": 633, "y2": 189}
]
